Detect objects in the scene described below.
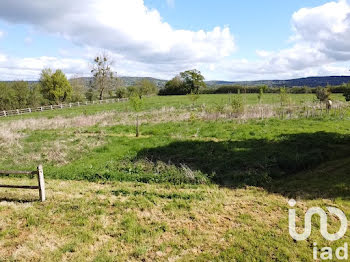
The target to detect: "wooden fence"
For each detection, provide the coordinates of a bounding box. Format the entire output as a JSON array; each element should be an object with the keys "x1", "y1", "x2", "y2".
[
  {"x1": 0, "y1": 98, "x2": 128, "y2": 118},
  {"x1": 0, "y1": 165, "x2": 46, "y2": 201}
]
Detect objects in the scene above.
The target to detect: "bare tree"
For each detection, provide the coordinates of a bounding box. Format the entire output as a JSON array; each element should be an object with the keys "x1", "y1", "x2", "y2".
[{"x1": 91, "y1": 53, "x2": 115, "y2": 100}]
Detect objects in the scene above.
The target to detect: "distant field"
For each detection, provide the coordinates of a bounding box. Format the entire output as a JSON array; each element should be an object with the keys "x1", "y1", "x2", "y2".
[
  {"x1": 1, "y1": 93, "x2": 345, "y2": 120},
  {"x1": 1, "y1": 93, "x2": 350, "y2": 261},
  {"x1": 1, "y1": 93, "x2": 349, "y2": 184}
]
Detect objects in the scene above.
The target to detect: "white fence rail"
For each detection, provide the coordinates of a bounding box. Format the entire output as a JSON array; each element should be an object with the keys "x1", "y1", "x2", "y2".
[{"x1": 0, "y1": 98, "x2": 128, "y2": 118}]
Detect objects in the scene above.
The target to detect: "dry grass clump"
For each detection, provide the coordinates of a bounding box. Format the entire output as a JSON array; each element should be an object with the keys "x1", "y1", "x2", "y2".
[
  {"x1": 0, "y1": 129, "x2": 23, "y2": 147},
  {"x1": 200, "y1": 101, "x2": 349, "y2": 121}
]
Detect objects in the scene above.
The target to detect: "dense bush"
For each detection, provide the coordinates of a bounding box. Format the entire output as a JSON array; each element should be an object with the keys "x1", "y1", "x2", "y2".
[
  {"x1": 315, "y1": 87, "x2": 331, "y2": 102},
  {"x1": 0, "y1": 81, "x2": 45, "y2": 110},
  {"x1": 199, "y1": 85, "x2": 316, "y2": 95},
  {"x1": 115, "y1": 79, "x2": 158, "y2": 98},
  {"x1": 344, "y1": 85, "x2": 350, "y2": 101},
  {"x1": 191, "y1": 82, "x2": 350, "y2": 96},
  {"x1": 39, "y1": 69, "x2": 72, "y2": 104},
  {"x1": 159, "y1": 70, "x2": 206, "y2": 95}
]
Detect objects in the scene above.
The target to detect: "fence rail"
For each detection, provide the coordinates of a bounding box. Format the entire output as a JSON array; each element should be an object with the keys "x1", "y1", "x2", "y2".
[
  {"x1": 0, "y1": 165, "x2": 46, "y2": 201},
  {"x1": 0, "y1": 98, "x2": 129, "y2": 118}
]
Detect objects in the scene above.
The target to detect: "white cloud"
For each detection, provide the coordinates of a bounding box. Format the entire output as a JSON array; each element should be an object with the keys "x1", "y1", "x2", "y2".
[
  {"x1": 0, "y1": 31, "x2": 4, "y2": 38},
  {"x1": 211, "y1": 0, "x2": 350, "y2": 80},
  {"x1": 0, "y1": 0, "x2": 235, "y2": 66},
  {"x1": 291, "y1": 0, "x2": 350, "y2": 61},
  {"x1": 256, "y1": 50, "x2": 273, "y2": 58},
  {"x1": 0, "y1": 0, "x2": 349, "y2": 81},
  {"x1": 0, "y1": 55, "x2": 89, "y2": 80}
]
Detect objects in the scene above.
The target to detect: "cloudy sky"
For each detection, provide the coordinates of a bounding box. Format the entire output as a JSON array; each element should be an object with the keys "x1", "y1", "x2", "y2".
[{"x1": 0, "y1": 0, "x2": 349, "y2": 81}]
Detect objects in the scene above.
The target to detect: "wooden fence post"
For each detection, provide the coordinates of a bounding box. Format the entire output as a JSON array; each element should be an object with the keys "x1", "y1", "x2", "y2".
[{"x1": 37, "y1": 165, "x2": 46, "y2": 202}]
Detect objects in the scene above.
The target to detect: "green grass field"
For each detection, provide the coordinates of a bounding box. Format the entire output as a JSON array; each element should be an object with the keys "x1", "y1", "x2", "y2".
[
  {"x1": 1, "y1": 93, "x2": 350, "y2": 261},
  {"x1": 1, "y1": 93, "x2": 345, "y2": 120}
]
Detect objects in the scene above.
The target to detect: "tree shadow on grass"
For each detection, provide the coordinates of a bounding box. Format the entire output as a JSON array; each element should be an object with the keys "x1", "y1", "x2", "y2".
[
  {"x1": 136, "y1": 132, "x2": 350, "y2": 200},
  {"x1": 0, "y1": 197, "x2": 39, "y2": 203}
]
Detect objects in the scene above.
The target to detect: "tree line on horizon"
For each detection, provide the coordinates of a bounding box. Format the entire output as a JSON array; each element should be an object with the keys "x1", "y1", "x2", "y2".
[
  {"x1": 1, "y1": 53, "x2": 350, "y2": 111},
  {"x1": 0, "y1": 54, "x2": 158, "y2": 111}
]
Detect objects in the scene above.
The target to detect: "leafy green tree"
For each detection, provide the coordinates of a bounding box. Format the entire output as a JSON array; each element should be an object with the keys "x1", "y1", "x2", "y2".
[
  {"x1": 85, "y1": 88, "x2": 97, "y2": 101},
  {"x1": 316, "y1": 86, "x2": 331, "y2": 103},
  {"x1": 279, "y1": 87, "x2": 290, "y2": 106},
  {"x1": 129, "y1": 93, "x2": 143, "y2": 137},
  {"x1": 70, "y1": 76, "x2": 86, "y2": 102},
  {"x1": 0, "y1": 82, "x2": 15, "y2": 110},
  {"x1": 115, "y1": 86, "x2": 128, "y2": 98},
  {"x1": 187, "y1": 91, "x2": 200, "y2": 107},
  {"x1": 160, "y1": 76, "x2": 186, "y2": 95},
  {"x1": 137, "y1": 79, "x2": 157, "y2": 97},
  {"x1": 40, "y1": 69, "x2": 72, "y2": 104},
  {"x1": 91, "y1": 54, "x2": 114, "y2": 100},
  {"x1": 11, "y1": 81, "x2": 30, "y2": 108},
  {"x1": 28, "y1": 83, "x2": 44, "y2": 107},
  {"x1": 114, "y1": 78, "x2": 126, "y2": 98},
  {"x1": 258, "y1": 87, "x2": 264, "y2": 103},
  {"x1": 180, "y1": 69, "x2": 206, "y2": 94},
  {"x1": 230, "y1": 91, "x2": 244, "y2": 116}
]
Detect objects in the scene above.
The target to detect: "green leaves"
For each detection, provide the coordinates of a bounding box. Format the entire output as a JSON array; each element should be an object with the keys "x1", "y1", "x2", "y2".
[
  {"x1": 161, "y1": 69, "x2": 206, "y2": 95},
  {"x1": 180, "y1": 69, "x2": 206, "y2": 94},
  {"x1": 129, "y1": 93, "x2": 143, "y2": 112},
  {"x1": 39, "y1": 68, "x2": 72, "y2": 104},
  {"x1": 343, "y1": 83, "x2": 350, "y2": 101},
  {"x1": 315, "y1": 86, "x2": 331, "y2": 102}
]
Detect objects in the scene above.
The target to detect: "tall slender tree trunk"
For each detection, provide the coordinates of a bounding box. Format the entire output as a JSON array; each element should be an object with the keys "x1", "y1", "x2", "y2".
[
  {"x1": 99, "y1": 89, "x2": 104, "y2": 100},
  {"x1": 136, "y1": 114, "x2": 139, "y2": 137}
]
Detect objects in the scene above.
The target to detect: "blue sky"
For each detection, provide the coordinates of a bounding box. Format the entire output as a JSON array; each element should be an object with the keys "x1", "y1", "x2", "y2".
[
  {"x1": 0, "y1": 0, "x2": 349, "y2": 81},
  {"x1": 145, "y1": 0, "x2": 331, "y2": 58}
]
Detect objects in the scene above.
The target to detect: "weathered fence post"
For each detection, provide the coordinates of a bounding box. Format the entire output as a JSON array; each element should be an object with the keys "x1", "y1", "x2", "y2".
[
  {"x1": 37, "y1": 165, "x2": 46, "y2": 202},
  {"x1": 0, "y1": 165, "x2": 46, "y2": 202}
]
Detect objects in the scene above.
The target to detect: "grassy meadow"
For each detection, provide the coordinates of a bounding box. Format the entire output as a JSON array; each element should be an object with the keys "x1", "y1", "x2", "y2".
[{"x1": 1, "y1": 93, "x2": 350, "y2": 261}]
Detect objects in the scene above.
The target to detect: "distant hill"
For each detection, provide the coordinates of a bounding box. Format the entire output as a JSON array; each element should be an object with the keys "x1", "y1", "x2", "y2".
[
  {"x1": 2, "y1": 76, "x2": 350, "y2": 88},
  {"x1": 0, "y1": 76, "x2": 168, "y2": 89},
  {"x1": 77, "y1": 76, "x2": 167, "y2": 88},
  {"x1": 206, "y1": 76, "x2": 350, "y2": 88}
]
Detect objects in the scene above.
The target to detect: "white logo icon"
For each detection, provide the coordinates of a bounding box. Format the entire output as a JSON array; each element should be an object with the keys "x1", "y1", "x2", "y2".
[{"x1": 288, "y1": 199, "x2": 348, "y2": 241}]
